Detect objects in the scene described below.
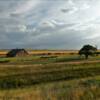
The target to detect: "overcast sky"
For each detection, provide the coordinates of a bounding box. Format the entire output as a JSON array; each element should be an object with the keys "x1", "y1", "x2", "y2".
[{"x1": 0, "y1": 0, "x2": 100, "y2": 49}]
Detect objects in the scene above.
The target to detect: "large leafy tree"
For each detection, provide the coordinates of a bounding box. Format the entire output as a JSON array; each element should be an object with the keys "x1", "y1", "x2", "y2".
[{"x1": 79, "y1": 44, "x2": 97, "y2": 59}]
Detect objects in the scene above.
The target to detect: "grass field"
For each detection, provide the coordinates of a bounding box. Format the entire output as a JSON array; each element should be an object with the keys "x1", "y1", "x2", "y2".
[
  {"x1": 0, "y1": 51, "x2": 100, "y2": 100},
  {"x1": 0, "y1": 76, "x2": 100, "y2": 100}
]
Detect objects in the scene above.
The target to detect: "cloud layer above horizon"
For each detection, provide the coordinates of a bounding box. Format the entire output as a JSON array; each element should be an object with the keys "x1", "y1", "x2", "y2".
[{"x1": 0, "y1": 0, "x2": 100, "y2": 49}]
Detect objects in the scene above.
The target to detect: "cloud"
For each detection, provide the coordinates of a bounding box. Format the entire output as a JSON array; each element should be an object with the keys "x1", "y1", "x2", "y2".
[
  {"x1": 12, "y1": 0, "x2": 40, "y2": 15},
  {"x1": 0, "y1": 0, "x2": 100, "y2": 49},
  {"x1": 39, "y1": 21, "x2": 56, "y2": 28}
]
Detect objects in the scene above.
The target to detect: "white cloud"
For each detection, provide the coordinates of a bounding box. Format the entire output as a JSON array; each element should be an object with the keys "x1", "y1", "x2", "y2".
[
  {"x1": 85, "y1": 34, "x2": 100, "y2": 39},
  {"x1": 13, "y1": 0, "x2": 40, "y2": 15}
]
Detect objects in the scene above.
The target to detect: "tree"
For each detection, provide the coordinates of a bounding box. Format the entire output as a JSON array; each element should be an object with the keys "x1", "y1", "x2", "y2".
[{"x1": 79, "y1": 44, "x2": 97, "y2": 59}]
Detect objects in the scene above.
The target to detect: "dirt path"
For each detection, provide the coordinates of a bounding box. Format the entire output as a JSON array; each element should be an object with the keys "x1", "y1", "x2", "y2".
[
  {"x1": 0, "y1": 59, "x2": 100, "y2": 68},
  {"x1": 55, "y1": 60, "x2": 100, "y2": 65}
]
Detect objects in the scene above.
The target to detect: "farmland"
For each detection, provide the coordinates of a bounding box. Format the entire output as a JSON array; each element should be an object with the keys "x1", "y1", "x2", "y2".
[{"x1": 0, "y1": 50, "x2": 100, "y2": 100}]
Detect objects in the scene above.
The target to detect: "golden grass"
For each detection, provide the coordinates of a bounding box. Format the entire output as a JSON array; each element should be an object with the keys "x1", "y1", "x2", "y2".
[
  {"x1": 0, "y1": 49, "x2": 100, "y2": 55},
  {"x1": 0, "y1": 50, "x2": 78, "y2": 56}
]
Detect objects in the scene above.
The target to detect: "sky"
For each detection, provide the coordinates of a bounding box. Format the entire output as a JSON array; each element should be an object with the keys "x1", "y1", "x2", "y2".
[{"x1": 0, "y1": 0, "x2": 100, "y2": 49}]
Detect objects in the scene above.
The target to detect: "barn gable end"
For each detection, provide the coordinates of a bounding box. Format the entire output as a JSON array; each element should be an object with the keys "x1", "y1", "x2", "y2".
[{"x1": 7, "y1": 49, "x2": 29, "y2": 57}]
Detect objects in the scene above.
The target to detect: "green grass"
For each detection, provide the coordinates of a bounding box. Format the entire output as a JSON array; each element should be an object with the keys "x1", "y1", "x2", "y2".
[
  {"x1": 5, "y1": 55, "x2": 100, "y2": 62},
  {"x1": 0, "y1": 54, "x2": 100, "y2": 64}
]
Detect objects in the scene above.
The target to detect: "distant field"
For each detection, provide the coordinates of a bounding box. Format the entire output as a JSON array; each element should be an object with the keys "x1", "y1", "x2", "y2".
[
  {"x1": 0, "y1": 49, "x2": 78, "y2": 57},
  {"x1": 0, "y1": 49, "x2": 100, "y2": 57},
  {"x1": 28, "y1": 50, "x2": 78, "y2": 55}
]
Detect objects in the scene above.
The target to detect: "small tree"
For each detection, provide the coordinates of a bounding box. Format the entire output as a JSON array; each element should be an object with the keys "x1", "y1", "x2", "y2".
[{"x1": 79, "y1": 44, "x2": 97, "y2": 59}]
